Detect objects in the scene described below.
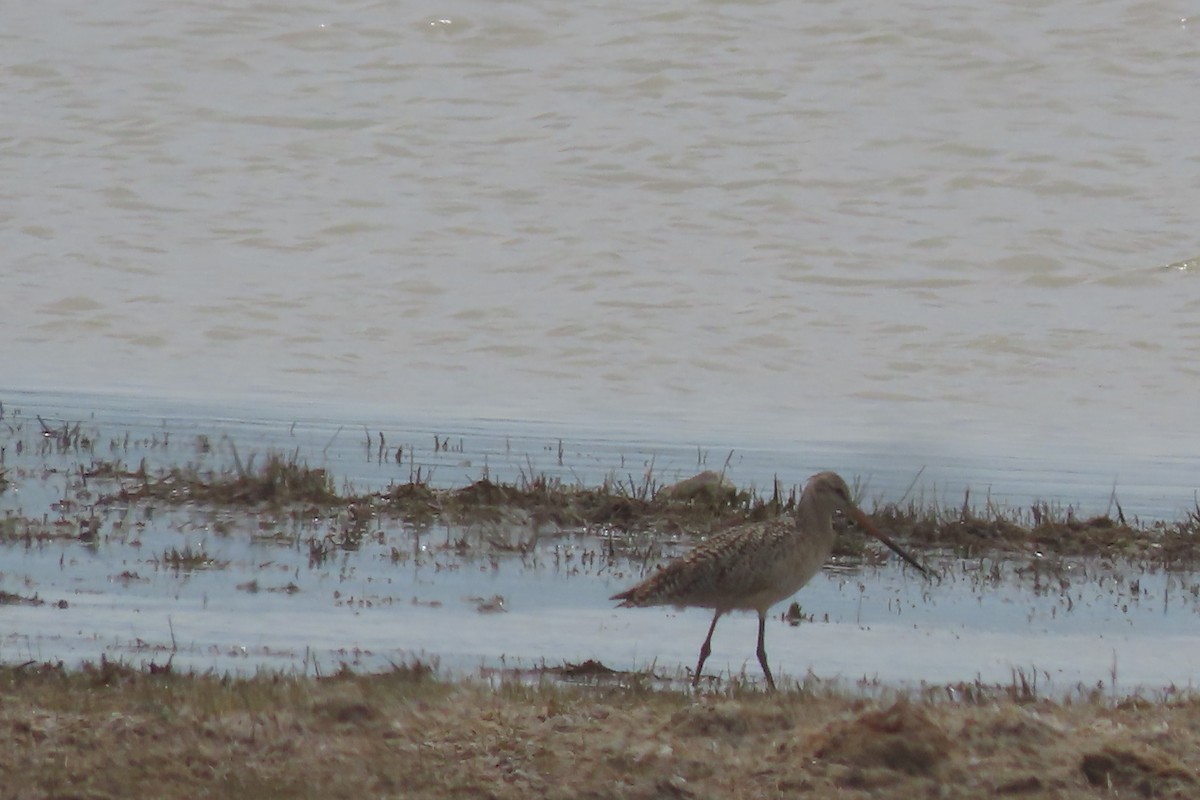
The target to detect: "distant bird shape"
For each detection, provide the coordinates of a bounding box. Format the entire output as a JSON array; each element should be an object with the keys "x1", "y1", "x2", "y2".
[{"x1": 611, "y1": 471, "x2": 928, "y2": 690}]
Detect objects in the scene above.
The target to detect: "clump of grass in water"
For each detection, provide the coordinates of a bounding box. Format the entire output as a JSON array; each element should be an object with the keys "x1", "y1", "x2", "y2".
[
  {"x1": 82, "y1": 436, "x2": 1200, "y2": 564},
  {"x1": 784, "y1": 601, "x2": 814, "y2": 626},
  {"x1": 861, "y1": 474, "x2": 1177, "y2": 561},
  {"x1": 158, "y1": 544, "x2": 217, "y2": 571},
  {"x1": 1156, "y1": 501, "x2": 1200, "y2": 570},
  {"x1": 122, "y1": 446, "x2": 337, "y2": 508}
]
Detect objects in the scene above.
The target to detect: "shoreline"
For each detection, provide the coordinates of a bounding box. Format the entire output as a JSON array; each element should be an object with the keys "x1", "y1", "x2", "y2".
[
  {"x1": 5, "y1": 399, "x2": 1200, "y2": 795},
  {"x1": 4, "y1": 388, "x2": 1200, "y2": 522}
]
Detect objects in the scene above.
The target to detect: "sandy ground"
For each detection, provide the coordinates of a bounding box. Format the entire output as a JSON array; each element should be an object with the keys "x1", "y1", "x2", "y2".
[{"x1": 3, "y1": 663, "x2": 1199, "y2": 799}]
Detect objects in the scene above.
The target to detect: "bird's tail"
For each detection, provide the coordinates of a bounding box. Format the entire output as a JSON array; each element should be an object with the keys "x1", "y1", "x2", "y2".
[{"x1": 610, "y1": 587, "x2": 638, "y2": 607}]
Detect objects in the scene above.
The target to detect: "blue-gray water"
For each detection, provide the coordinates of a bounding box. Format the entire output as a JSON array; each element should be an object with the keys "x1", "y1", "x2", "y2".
[
  {"x1": 5, "y1": 432, "x2": 1199, "y2": 693},
  {"x1": 2, "y1": 386, "x2": 1199, "y2": 692},
  {"x1": 4, "y1": 1, "x2": 1200, "y2": 688}
]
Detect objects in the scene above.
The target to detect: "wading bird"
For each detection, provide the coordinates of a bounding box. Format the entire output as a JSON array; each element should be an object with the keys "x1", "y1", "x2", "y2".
[{"x1": 611, "y1": 471, "x2": 927, "y2": 690}]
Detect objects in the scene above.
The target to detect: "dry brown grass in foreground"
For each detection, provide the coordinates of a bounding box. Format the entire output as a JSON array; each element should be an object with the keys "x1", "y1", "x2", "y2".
[{"x1": 3, "y1": 661, "x2": 1200, "y2": 799}]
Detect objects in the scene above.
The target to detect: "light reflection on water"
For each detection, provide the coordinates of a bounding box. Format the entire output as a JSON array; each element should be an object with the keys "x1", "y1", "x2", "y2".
[
  {"x1": 4, "y1": 395, "x2": 1200, "y2": 694},
  {"x1": 5, "y1": 512, "x2": 1200, "y2": 694},
  {"x1": 5, "y1": 388, "x2": 1200, "y2": 522}
]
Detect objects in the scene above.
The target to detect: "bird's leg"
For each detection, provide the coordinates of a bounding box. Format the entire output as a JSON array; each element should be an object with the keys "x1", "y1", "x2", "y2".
[
  {"x1": 756, "y1": 611, "x2": 776, "y2": 691},
  {"x1": 693, "y1": 611, "x2": 723, "y2": 687}
]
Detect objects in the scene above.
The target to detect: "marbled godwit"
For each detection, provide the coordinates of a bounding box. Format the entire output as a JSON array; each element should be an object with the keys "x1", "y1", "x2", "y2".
[{"x1": 611, "y1": 471, "x2": 927, "y2": 690}]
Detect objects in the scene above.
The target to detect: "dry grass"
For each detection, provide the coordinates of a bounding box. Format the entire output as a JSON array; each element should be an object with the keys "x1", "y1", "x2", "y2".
[
  {"x1": 8, "y1": 416, "x2": 1200, "y2": 796},
  {"x1": 3, "y1": 661, "x2": 1200, "y2": 799}
]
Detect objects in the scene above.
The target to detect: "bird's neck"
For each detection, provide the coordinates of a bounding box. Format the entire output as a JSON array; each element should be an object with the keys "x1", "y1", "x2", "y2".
[{"x1": 794, "y1": 501, "x2": 835, "y2": 536}]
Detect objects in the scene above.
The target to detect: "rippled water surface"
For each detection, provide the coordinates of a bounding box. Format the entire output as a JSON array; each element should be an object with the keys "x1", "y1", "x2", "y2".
[
  {"x1": 5, "y1": 2, "x2": 1200, "y2": 464},
  {"x1": 4, "y1": 3, "x2": 1200, "y2": 673}
]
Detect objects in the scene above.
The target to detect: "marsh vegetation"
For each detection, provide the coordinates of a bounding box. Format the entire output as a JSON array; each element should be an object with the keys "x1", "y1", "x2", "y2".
[{"x1": 5, "y1": 406, "x2": 1200, "y2": 796}]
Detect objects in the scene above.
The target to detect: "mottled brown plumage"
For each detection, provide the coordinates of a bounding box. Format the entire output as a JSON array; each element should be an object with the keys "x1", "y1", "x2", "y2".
[{"x1": 611, "y1": 471, "x2": 926, "y2": 689}]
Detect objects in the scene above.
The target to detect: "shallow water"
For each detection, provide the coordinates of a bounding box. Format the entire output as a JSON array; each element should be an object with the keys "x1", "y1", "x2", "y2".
[
  {"x1": 7, "y1": 511, "x2": 1200, "y2": 694},
  {"x1": 4, "y1": 408, "x2": 1200, "y2": 694},
  {"x1": 5, "y1": 388, "x2": 1200, "y2": 522}
]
